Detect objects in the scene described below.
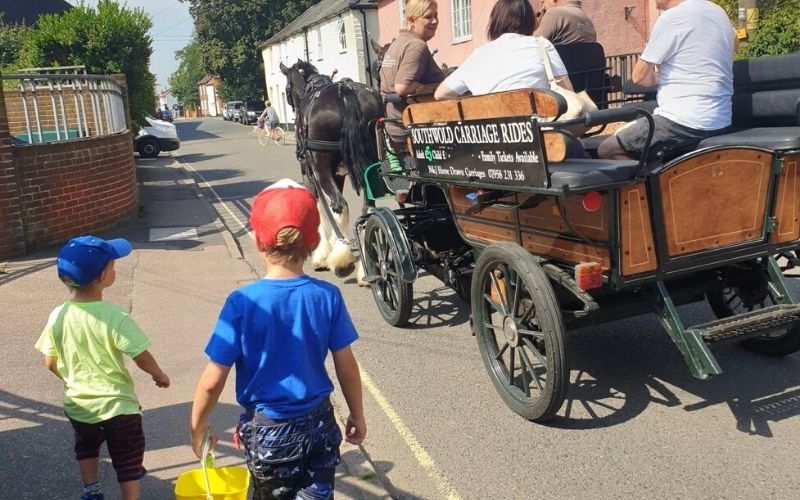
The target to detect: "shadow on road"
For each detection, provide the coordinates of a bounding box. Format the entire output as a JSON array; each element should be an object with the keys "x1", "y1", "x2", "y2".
[
  {"x1": 175, "y1": 120, "x2": 221, "y2": 141},
  {"x1": 175, "y1": 153, "x2": 229, "y2": 165},
  {"x1": 546, "y1": 311, "x2": 800, "y2": 435}
]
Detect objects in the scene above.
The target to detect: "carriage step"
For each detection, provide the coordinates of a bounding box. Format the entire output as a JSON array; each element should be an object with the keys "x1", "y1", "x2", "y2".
[
  {"x1": 692, "y1": 304, "x2": 800, "y2": 343},
  {"x1": 361, "y1": 275, "x2": 380, "y2": 284}
]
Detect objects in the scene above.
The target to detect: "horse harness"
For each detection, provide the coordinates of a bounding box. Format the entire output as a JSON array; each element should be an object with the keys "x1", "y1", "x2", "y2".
[{"x1": 291, "y1": 75, "x2": 378, "y2": 245}]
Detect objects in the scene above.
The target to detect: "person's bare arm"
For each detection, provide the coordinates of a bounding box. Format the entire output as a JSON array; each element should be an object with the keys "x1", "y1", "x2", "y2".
[
  {"x1": 631, "y1": 59, "x2": 658, "y2": 87},
  {"x1": 190, "y1": 361, "x2": 231, "y2": 458},
  {"x1": 332, "y1": 345, "x2": 366, "y2": 444},
  {"x1": 132, "y1": 350, "x2": 170, "y2": 388},
  {"x1": 44, "y1": 356, "x2": 62, "y2": 380},
  {"x1": 434, "y1": 81, "x2": 460, "y2": 100},
  {"x1": 554, "y1": 75, "x2": 574, "y2": 91},
  {"x1": 396, "y1": 81, "x2": 439, "y2": 96}
]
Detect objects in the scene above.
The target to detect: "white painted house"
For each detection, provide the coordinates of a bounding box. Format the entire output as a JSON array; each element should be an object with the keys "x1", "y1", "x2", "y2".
[{"x1": 259, "y1": 0, "x2": 380, "y2": 127}]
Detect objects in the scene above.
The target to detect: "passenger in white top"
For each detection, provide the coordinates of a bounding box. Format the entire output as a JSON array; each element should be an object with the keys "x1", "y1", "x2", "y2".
[
  {"x1": 434, "y1": 0, "x2": 573, "y2": 100},
  {"x1": 598, "y1": 0, "x2": 736, "y2": 160}
]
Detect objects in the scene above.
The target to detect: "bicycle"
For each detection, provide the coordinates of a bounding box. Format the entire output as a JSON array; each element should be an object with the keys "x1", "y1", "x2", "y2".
[{"x1": 256, "y1": 124, "x2": 285, "y2": 146}]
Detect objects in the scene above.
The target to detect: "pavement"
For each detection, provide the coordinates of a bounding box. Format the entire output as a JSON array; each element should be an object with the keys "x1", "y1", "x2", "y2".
[{"x1": 0, "y1": 156, "x2": 391, "y2": 499}]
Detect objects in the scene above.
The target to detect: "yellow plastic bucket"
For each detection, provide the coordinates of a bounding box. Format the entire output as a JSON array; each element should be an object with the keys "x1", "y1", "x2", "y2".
[{"x1": 174, "y1": 466, "x2": 250, "y2": 500}]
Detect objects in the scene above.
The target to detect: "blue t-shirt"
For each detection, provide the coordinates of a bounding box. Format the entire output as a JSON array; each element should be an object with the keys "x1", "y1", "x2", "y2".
[{"x1": 205, "y1": 276, "x2": 358, "y2": 419}]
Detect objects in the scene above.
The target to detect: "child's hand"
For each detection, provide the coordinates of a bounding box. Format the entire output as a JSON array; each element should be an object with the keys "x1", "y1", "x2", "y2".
[
  {"x1": 344, "y1": 414, "x2": 366, "y2": 445},
  {"x1": 191, "y1": 428, "x2": 219, "y2": 459},
  {"x1": 153, "y1": 371, "x2": 170, "y2": 388}
]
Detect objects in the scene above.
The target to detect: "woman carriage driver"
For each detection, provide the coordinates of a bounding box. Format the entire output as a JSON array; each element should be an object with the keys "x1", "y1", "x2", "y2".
[{"x1": 379, "y1": 0, "x2": 446, "y2": 171}]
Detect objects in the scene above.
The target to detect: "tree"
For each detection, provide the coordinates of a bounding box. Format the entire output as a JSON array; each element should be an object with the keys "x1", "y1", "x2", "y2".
[
  {"x1": 169, "y1": 39, "x2": 204, "y2": 109},
  {"x1": 738, "y1": 0, "x2": 800, "y2": 57},
  {"x1": 713, "y1": 0, "x2": 800, "y2": 57},
  {"x1": 0, "y1": 15, "x2": 31, "y2": 70},
  {"x1": 20, "y1": 0, "x2": 156, "y2": 129},
  {"x1": 180, "y1": 0, "x2": 320, "y2": 100}
]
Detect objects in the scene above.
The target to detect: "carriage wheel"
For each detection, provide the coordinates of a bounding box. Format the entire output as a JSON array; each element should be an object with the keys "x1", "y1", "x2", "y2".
[
  {"x1": 707, "y1": 259, "x2": 800, "y2": 355},
  {"x1": 363, "y1": 215, "x2": 413, "y2": 326},
  {"x1": 471, "y1": 242, "x2": 568, "y2": 421}
]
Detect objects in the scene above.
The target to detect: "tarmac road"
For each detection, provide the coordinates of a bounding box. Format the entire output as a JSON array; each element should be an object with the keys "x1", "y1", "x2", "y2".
[{"x1": 176, "y1": 117, "x2": 800, "y2": 500}]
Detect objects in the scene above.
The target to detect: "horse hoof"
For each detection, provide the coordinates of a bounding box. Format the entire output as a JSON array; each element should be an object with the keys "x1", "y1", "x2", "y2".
[
  {"x1": 334, "y1": 262, "x2": 356, "y2": 278},
  {"x1": 314, "y1": 265, "x2": 329, "y2": 272}
]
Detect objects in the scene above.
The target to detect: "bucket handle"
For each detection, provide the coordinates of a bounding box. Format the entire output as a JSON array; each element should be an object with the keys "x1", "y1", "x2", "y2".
[{"x1": 200, "y1": 429, "x2": 216, "y2": 500}]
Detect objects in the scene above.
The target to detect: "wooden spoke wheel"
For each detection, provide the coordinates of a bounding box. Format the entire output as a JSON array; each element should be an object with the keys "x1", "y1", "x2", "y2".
[
  {"x1": 363, "y1": 214, "x2": 413, "y2": 326},
  {"x1": 471, "y1": 242, "x2": 568, "y2": 421},
  {"x1": 707, "y1": 259, "x2": 800, "y2": 355}
]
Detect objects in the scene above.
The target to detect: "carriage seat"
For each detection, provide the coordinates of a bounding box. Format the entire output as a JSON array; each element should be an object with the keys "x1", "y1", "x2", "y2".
[
  {"x1": 548, "y1": 158, "x2": 639, "y2": 190},
  {"x1": 698, "y1": 127, "x2": 800, "y2": 150}
]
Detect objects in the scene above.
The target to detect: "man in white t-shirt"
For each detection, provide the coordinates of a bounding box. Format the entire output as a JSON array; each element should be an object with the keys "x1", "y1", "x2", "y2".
[{"x1": 598, "y1": 0, "x2": 735, "y2": 160}]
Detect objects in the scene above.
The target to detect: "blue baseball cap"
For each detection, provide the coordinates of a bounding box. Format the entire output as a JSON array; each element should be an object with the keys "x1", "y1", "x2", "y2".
[{"x1": 57, "y1": 235, "x2": 133, "y2": 287}]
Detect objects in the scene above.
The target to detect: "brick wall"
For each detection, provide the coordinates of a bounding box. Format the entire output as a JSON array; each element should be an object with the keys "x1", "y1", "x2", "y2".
[
  {"x1": 10, "y1": 132, "x2": 138, "y2": 252},
  {"x1": 0, "y1": 81, "x2": 26, "y2": 257}
]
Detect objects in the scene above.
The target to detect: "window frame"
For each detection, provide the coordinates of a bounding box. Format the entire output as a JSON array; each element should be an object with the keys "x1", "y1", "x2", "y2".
[
  {"x1": 337, "y1": 18, "x2": 347, "y2": 53},
  {"x1": 399, "y1": 1, "x2": 407, "y2": 29},
  {"x1": 450, "y1": 0, "x2": 472, "y2": 43},
  {"x1": 316, "y1": 26, "x2": 324, "y2": 60}
]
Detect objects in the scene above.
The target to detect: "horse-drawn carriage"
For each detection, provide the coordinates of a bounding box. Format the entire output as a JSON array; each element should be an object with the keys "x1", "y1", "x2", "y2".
[{"x1": 282, "y1": 52, "x2": 800, "y2": 422}]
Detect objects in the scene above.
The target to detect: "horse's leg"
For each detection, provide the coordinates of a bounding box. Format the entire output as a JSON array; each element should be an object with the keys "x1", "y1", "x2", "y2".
[{"x1": 309, "y1": 152, "x2": 356, "y2": 277}]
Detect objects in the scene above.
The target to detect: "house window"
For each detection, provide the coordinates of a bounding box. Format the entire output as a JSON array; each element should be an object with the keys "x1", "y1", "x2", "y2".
[
  {"x1": 337, "y1": 19, "x2": 347, "y2": 52},
  {"x1": 316, "y1": 27, "x2": 323, "y2": 60},
  {"x1": 451, "y1": 0, "x2": 472, "y2": 42},
  {"x1": 399, "y1": 1, "x2": 407, "y2": 29}
]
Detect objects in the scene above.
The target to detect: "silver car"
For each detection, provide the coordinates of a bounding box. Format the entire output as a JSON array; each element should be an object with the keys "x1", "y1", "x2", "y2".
[{"x1": 223, "y1": 100, "x2": 243, "y2": 121}]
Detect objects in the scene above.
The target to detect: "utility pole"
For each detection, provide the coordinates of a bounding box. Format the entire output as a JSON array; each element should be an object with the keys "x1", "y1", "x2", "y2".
[{"x1": 736, "y1": 0, "x2": 759, "y2": 42}]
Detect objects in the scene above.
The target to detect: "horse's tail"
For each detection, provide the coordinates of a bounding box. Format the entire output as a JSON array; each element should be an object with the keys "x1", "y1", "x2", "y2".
[{"x1": 339, "y1": 81, "x2": 377, "y2": 194}]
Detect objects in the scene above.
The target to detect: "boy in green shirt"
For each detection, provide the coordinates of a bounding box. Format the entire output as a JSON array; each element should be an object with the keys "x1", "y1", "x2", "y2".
[{"x1": 35, "y1": 235, "x2": 170, "y2": 500}]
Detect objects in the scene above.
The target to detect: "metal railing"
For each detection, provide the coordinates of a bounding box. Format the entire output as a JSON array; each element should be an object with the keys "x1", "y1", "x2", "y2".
[
  {"x1": 604, "y1": 52, "x2": 645, "y2": 107},
  {"x1": 2, "y1": 72, "x2": 126, "y2": 144}
]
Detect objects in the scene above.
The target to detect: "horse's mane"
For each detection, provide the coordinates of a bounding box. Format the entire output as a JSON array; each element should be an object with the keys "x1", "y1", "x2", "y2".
[{"x1": 295, "y1": 60, "x2": 319, "y2": 77}]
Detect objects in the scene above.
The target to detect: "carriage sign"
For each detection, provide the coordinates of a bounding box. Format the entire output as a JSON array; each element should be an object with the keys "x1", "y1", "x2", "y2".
[{"x1": 408, "y1": 116, "x2": 548, "y2": 188}]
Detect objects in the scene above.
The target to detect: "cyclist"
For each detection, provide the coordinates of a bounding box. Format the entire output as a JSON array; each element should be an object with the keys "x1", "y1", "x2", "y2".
[{"x1": 256, "y1": 101, "x2": 280, "y2": 141}]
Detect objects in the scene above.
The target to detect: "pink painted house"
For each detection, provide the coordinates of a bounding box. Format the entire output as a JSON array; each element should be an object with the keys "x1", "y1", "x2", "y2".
[{"x1": 376, "y1": 0, "x2": 661, "y2": 67}]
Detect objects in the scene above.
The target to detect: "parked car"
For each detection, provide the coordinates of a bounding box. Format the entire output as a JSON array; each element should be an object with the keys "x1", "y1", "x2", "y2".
[
  {"x1": 223, "y1": 100, "x2": 243, "y2": 121},
  {"x1": 135, "y1": 116, "x2": 180, "y2": 158},
  {"x1": 238, "y1": 100, "x2": 266, "y2": 125},
  {"x1": 159, "y1": 108, "x2": 174, "y2": 122}
]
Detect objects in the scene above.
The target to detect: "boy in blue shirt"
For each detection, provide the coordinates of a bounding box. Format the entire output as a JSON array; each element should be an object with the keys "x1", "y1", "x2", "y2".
[
  {"x1": 35, "y1": 235, "x2": 171, "y2": 500},
  {"x1": 191, "y1": 185, "x2": 366, "y2": 500}
]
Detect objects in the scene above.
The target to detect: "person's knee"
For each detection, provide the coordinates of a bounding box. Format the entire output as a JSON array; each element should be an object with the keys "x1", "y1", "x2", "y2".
[{"x1": 597, "y1": 135, "x2": 630, "y2": 160}]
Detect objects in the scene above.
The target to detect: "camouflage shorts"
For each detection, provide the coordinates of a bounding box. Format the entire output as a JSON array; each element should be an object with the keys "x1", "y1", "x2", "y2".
[{"x1": 238, "y1": 399, "x2": 342, "y2": 500}]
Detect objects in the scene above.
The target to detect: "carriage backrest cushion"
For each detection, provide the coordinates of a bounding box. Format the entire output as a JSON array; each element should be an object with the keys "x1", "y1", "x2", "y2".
[
  {"x1": 731, "y1": 52, "x2": 800, "y2": 128},
  {"x1": 554, "y1": 43, "x2": 608, "y2": 109}
]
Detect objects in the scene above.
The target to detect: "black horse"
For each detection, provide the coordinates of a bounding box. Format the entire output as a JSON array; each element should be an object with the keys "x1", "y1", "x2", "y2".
[{"x1": 280, "y1": 59, "x2": 383, "y2": 276}]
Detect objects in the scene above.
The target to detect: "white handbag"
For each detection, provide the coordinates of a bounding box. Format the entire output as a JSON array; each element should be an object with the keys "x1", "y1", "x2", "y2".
[{"x1": 537, "y1": 38, "x2": 597, "y2": 136}]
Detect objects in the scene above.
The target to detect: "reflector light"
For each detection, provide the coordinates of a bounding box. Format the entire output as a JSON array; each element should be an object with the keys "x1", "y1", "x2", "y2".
[
  {"x1": 575, "y1": 262, "x2": 603, "y2": 290},
  {"x1": 582, "y1": 191, "x2": 602, "y2": 212}
]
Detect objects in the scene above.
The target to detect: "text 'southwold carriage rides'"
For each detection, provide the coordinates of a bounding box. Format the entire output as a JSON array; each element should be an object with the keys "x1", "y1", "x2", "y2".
[{"x1": 349, "y1": 52, "x2": 800, "y2": 422}]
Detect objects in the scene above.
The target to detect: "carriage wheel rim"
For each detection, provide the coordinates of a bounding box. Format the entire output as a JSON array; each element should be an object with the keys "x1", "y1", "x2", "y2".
[
  {"x1": 480, "y1": 261, "x2": 548, "y2": 404},
  {"x1": 368, "y1": 224, "x2": 400, "y2": 313}
]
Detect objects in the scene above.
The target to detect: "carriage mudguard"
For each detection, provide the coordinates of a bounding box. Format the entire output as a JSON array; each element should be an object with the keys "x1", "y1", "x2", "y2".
[{"x1": 369, "y1": 207, "x2": 417, "y2": 283}]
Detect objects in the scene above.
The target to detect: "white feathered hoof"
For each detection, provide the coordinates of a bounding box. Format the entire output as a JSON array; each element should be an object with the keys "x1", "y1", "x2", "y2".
[
  {"x1": 329, "y1": 240, "x2": 356, "y2": 277},
  {"x1": 334, "y1": 262, "x2": 356, "y2": 278},
  {"x1": 355, "y1": 261, "x2": 369, "y2": 287}
]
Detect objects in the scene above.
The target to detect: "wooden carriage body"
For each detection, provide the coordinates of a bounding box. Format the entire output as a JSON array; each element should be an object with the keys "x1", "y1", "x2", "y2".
[{"x1": 357, "y1": 52, "x2": 800, "y2": 421}]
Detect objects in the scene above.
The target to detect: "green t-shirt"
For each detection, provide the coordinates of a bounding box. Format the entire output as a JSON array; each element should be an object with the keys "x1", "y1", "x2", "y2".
[{"x1": 34, "y1": 300, "x2": 151, "y2": 423}]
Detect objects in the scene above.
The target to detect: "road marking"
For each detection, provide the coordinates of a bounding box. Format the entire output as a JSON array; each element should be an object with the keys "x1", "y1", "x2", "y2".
[
  {"x1": 149, "y1": 227, "x2": 198, "y2": 242},
  {"x1": 178, "y1": 159, "x2": 254, "y2": 241},
  {"x1": 178, "y1": 155, "x2": 461, "y2": 500},
  {"x1": 360, "y1": 370, "x2": 463, "y2": 500}
]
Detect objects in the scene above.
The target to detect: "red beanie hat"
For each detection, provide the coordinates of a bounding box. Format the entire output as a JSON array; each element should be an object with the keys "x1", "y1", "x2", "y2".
[{"x1": 249, "y1": 186, "x2": 320, "y2": 249}]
